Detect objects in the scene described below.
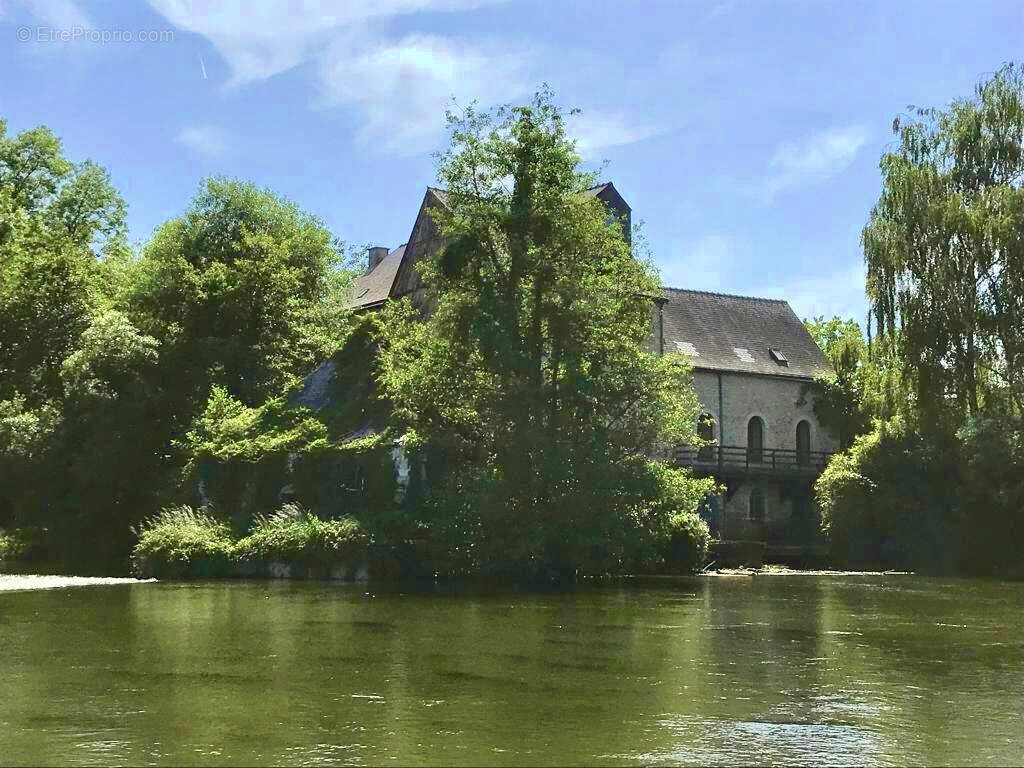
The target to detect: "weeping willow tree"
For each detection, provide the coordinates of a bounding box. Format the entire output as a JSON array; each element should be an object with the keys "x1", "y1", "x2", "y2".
[{"x1": 863, "y1": 64, "x2": 1024, "y2": 428}]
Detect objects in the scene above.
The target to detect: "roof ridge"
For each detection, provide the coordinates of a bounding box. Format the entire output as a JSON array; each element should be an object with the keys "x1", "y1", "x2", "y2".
[{"x1": 660, "y1": 285, "x2": 788, "y2": 304}]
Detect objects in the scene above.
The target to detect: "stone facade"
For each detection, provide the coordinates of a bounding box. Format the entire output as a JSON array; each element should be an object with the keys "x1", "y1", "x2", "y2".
[{"x1": 689, "y1": 369, "x2": 839, "y2": 539}]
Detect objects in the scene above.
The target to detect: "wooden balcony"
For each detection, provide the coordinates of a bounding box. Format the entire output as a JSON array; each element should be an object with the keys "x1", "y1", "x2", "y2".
[{"x1": 673, "y1": 444, "x2": 833, "y2": 477}]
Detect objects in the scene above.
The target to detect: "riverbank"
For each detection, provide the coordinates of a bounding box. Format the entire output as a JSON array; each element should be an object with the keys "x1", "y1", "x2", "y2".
[
  {"x1": 705, "y1": 564, "x2": 913, "y2": 576},
  {"x1": 0, "y1": 575, "x2": 154, "y2": 592}
]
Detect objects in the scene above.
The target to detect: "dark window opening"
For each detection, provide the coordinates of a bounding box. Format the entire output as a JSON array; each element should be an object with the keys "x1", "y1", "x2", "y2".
[
  {"x1": 747, "y1": 416, "x2": 764, "y2": 463},
  {"x1": 769, "y1": 347, "x2": 788, "y2": 366},
  {"x1": 796, "y1": 420, "x2": 811, "y2": 465}
]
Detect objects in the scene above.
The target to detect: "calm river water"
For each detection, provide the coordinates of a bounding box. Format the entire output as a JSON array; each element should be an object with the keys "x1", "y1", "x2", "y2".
[{"x1": 1, "y1": 576, "x2": 1022, "y2": 766}]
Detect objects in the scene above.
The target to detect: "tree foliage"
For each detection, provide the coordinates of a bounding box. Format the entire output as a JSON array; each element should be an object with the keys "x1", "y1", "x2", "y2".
[
  {"x1": 376, "y1": 92, "x2": 713, "y2": 579},
  {"x1": 820, "y1": 66, "x2": 1024, "y2": 577},
  {"x1": 127, "y1": 178, "x2": 350, "y2": 412},
  {"x1": 0, "y1": 120, "x2": 354, "y2": 568},
  {"x1": 0, "y1": 120, "x2": 126, "y2": 405},
  {"x1": 864, "y1": 64, "x2": 1024, "y2": 426}
]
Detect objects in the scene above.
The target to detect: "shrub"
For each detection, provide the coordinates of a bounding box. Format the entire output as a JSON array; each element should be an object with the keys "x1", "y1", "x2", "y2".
[
  {"x1": 233, "y1": 503, "x2": 369, "y2": 566},
  {"x1": 131, "y1": 505, "x2": 234, "y2": 578},
  {"x1": 816, "y1": 418, "x2": 962, "y2": 571},
  {"x1": 663, "y1": 511, "x2": 711, "y2": 574}
]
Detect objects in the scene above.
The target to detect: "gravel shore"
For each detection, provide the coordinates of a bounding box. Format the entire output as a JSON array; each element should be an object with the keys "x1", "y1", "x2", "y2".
[{"x1": 0, "y1": 575, "x2": 154, "y2": 592}]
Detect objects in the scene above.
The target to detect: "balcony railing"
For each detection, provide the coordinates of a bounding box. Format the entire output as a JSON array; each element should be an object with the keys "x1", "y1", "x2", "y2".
[{"x1": 674, "y1": 444, "x2": 833, "y2": 475}]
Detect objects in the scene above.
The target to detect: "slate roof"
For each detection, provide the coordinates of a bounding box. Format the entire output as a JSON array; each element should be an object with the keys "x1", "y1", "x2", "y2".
[
  {"x1": 346, "y1": 244, "x2": 406, "y2": 310},
  {"x1": 660, "y1": 288, "x2": 832, "y2": 380},
  {"x1": 345, "y1": 185, "x2": 616, "y2": 313},
  {"x1": 289, "y1": 359, "x2": 336, "y2": 410},
  {"x1": 341, "y1": 186, "x2": 831, "y2": 381}
]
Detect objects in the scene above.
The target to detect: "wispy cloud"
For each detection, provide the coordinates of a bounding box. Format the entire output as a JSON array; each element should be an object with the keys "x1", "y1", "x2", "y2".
[
  {"x1": 146, "y1": 0, "x2": 530, "y2": 153},
  {"x1": 176, "y1": 125, "x2": 225, "y2": 157},
  {"x1": 569, "y1": 111, "x2": 662, "y2": 159},
  {"x1": 750, "y1": 262, "x2": 868, "y2": 322},
  {"x1": 761, "y1": 125, "x2": 869, "y2": 199},
  {"x1": 318, "y1": 33, "x2": 531, "y2": 155},
  {"x1": 146, "y1": 0, "x2": 655, "y2": 157},
  {"x1": 661, "y1": 233, "x2": 743, "y2": 292},
  {"x1": 662, "y1": 235, "x2": 868, "y2": 321},
  {"x1": 148, "y1": 1, "x2": 500, "y2": 83}
]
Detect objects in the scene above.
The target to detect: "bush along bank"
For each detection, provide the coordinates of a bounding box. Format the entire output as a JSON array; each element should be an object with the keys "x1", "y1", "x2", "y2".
[
  {"x1": 660, "y1": 511, "x2": 711, "y2": 575},
  {"x1": 131, "y1": 501, "x2": 712, "y2": 582},
  {"x1": 131, "y1": 504, "x2": 371, "y2": 580}
]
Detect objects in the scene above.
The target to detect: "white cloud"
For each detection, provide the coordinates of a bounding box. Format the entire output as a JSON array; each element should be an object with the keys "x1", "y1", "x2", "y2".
[
  {"x1": 21, "y1": 0, "x2": 92, "y2": 28},
  {"x1": 317, "y1": 34, "x2": 531, "y2": 154},
  {"x1": 147, "y1": 0, "x2": 499, "y2": 84},
  {"x1": 762, "y1": 125, "x2": 869, "y2": 199},
  {"x1": 569, "y1": 111, "x2": 662, "y2": 159},
  {"x1": 662, "y1": 234, "x2": 867, "y2": 321},
  {"x1": 146, "y1": 0, "x2": 655, "y2": 157},
  {"x1": 750, "y1": 262, "x2": 868, "y2": 322},
  {"x1": 176, "y1": 125, "x2": 226, "y2": 156}
]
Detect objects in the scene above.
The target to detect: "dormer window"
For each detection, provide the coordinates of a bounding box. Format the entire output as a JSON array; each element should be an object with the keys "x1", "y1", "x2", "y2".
[{"x1": 769, "y1": 348, "x2": 788, "y2": 366}]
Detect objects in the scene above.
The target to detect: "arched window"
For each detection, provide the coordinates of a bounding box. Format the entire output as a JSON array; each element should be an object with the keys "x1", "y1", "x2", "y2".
[
  {"x1": 697, "y1": 413, "x2": 715, "y2": 461},
  {"x1": 747, "y1": 416, "x2": 764, "y2": 464},
  {"x1": 796, "y1": 420, "x2": 811, "y2": 466},
  {"x1": 749, "y1": 486, "x2": 765, "y2": 522}
]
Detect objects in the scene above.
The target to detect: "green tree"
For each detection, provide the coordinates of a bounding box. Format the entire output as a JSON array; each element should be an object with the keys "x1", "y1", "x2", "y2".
[
  {"x1": 0, "y1": 120, "x2": 126, "y2": 404},
  {"x1": 49, "y1": 310, "x2": 165, "y2": 566},
  {"x1": 863, "y1": 64, "x2": 1024, "y2": 426},
  {"x1": 818, "y1": 66, "x2": 1024, "y2": 577},
  {"x1": 127, "y1": 178, "x2": 350, "y2": 416},
  {"x1": 803, "y1": 316, "x2": 872, "y2": 447},
  {"x1": 376, "y1": 93, "x2": 713, "y2": 579}
]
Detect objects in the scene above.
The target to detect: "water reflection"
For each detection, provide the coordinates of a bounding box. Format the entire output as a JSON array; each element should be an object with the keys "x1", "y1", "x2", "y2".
[{"x1": 0, "y1": 576, "x2": 1021, "y2": 765}]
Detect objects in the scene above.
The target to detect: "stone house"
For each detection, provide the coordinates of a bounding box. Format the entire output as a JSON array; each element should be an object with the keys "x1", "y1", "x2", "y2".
[
  {"x1": 337, "y1": 182, "x2": 837, "y2": 542},
  {"x1": 654, "y1": 288, "x2": 837, "y2": 541}
]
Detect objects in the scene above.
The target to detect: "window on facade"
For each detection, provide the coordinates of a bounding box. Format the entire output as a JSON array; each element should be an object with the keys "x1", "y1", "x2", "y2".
[
  {"x1": 747, "y1": 416, "x2": 764, "y2": 463},
  {"x1": 749, "y1": 486, "x2": 765, "y2": 522},
  {"x1": 796, "y1": 420, "x2": 811, "y2": 465},
  {"x1": 697, "y1": 413, "x2": 715, "y2": 461}
]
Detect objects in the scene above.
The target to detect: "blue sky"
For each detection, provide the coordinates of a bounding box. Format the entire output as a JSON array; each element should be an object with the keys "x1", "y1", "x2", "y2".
[{"x1": 2, "y1": 0, "x2": 1022, "y2": 322}]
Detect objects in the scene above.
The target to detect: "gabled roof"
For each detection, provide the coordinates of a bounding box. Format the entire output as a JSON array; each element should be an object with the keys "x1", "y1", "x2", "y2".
[
  {"x1": 660, "y1": 287, "x2": 832, "y2": 380},
  {"x1": 346, "y1": 244, "x2": 406, "y2": 311},
  {"x1": 346, "y1": 184, "x2": 622, "y2": 313},
  {"x1": 583, "y1": 181, "x2": 630, "y2": 210}
]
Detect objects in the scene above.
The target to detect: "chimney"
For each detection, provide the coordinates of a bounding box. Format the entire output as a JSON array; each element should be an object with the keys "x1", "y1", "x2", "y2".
[{"x1": 367, "y1": 246, "x2": 389, "y2": 271}]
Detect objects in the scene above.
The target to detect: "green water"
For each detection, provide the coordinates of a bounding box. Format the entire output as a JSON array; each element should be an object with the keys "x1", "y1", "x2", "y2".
[{"x1": 1, "y1": 576, "x2": 1022, "y2": 766}]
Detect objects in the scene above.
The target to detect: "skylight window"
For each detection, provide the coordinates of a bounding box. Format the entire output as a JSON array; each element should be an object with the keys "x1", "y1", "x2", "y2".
[
  {"x1": 674, "y1": 341, "x2": 699, "y2": 357},
  {"x1": 733, "y1": 347, "x2": 755, "y2": 363},
  {"x1": 769, "y1": 348, "x2": 788, "y2": 366}
]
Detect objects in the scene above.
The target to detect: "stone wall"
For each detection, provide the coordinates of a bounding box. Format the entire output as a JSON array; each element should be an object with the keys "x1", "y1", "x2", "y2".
[
  {"x1": 689, "y1": 369, "x2": 839, "y2": 539},
  {"x1": 690, "y1": 369, "x2": 839, "y2": 456}
]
